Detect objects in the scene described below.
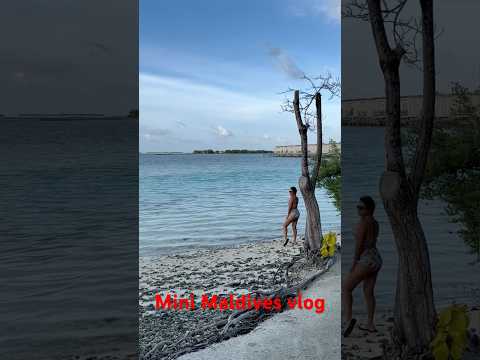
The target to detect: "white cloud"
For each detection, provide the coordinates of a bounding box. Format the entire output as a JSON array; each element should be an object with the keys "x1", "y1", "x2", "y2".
[
  {"x1": 268, "y1": 47, "x2": 305, "y2": 79},
  {"x1": 215, "y1": 125, "x2": 233, "y2": 137},
  {"x1": 175, "y1": 120, "x2": 187, "y2": 127},
  {"x1": 140, "y1": 73, "x2": 280, "y2": 124},
  {"x1": 140, "y1": 127, "x2": 172, "y2": 142},
  {"x1": 289, "y1": 0, "x2": 340, "y2": 23},
  {"x1": 13, "y1": 71, "x2": 26, "y2": 81},
  {"x1": 139, "y1": 72, "x2": 340, "y2": 152}
]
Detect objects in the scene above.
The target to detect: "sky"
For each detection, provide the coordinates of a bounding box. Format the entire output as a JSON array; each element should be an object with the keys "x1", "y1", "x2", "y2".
[
  {"x1": 140, "y1": 0, "x2": 341, "y2": 153},
  {"x1": 343, "y1": 0, "x2": 480, "y2": 99},
  {"x1": 0, "y1": 1, "x2": 137, "y2": 115}
]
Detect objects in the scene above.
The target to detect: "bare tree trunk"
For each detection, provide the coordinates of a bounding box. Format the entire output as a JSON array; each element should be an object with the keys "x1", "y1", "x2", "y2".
[
  {"x1": 410, "y1": 0, "x2": 435, "y2": 194},
  {"x1": 300, "y1": 177, "x2": 322, "y2": 253},
  {"x1": 293, "y1": 90, "x2": 322, "y2": 252},
  {"x1": 386, "y1": 199, "x2": 436, "y2": 354},
  {"x1": 311, "y1": 93, "x2": 323, "y2": 190},
  {"x1": 367, "y1": 0, "x2": 436, "y2": 355}
]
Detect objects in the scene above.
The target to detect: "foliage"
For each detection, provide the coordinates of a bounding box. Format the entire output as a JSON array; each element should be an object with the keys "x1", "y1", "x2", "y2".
[
  {"x1": 413, "y1": 83, "x2": 480, "y2": 261},
  {"x1": 128, "y1": 109, "x2": 139, "y2": 118},
  {"x1": 320, "y1": 231, "x2": 337, "y2": 258},
  {"x1": 316, "y1": 140, "x2": 341, "y2": 212},
  {"x1": 442, "y1": 177, "x2": 480, "y2": 262},
  {"x1": 431, "y1": 304, "x2": 470, "y2": 360}
]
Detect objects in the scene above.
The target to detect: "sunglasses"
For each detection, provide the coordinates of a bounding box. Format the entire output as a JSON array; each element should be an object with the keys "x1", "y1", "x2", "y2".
[{"x1": 356, "y1": 204, "x2": 366, "y2": 210}]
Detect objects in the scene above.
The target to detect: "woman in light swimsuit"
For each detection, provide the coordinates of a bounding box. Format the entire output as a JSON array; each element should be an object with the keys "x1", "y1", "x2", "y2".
[
  {"x1": 342, "y1": 196, "x2": 382, "y2": 337},
  {"x1": 283, "y1": 186, "x2": 300, "y2": 246}
]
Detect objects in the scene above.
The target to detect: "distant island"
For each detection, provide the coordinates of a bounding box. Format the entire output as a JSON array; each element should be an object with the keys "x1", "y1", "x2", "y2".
[
  {"x1": 143, "y1": 145, "x2": 341, "y2": 156},
  {"x1": 193, "y1": 149, "x2": 273, "y2": 154},
  {"x1": 1, "y1": 110, "x2": 139, "y2": 120},
  {"x1": 144, "y1": 152, "x2": 186, "y2": 155}
]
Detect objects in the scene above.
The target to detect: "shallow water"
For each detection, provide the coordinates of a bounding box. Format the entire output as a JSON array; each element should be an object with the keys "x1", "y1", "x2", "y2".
[
  {"x1": 342, "y1": 127, "x2": 480, "y2": 312},
  {"x1": 140, "y1": 153, "x2": 340, "y2": 256}
]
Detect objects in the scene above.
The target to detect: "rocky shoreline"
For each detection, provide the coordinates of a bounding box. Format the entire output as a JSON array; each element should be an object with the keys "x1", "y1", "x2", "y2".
[{"x1": 139, "y1": 238, "x2": 316, "y2": 360}]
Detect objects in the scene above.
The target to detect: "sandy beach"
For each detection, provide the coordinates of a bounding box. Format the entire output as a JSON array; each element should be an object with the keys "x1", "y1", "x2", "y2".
[
  {"x1": 341, "y1": 309, "x2": 480, "y2": 360},
  {"x1": 139, "y1": 236, "x2": 339, "y2": 359}
]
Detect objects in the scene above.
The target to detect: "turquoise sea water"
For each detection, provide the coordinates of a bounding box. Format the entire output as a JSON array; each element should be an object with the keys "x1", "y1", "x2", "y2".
[{"x1": 140, "y1": 153, "x2": 340, "y2": 255}]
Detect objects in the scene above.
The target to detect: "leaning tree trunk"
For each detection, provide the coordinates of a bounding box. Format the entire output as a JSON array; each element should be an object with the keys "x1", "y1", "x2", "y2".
[
  {"x1": 385, "y1": 196, "x2": 436, "y2": 354},
  {"x1": 293, "y1": 91, "x2": 323, "y2": 253},
  {"x1": 300, "y1": 177, "x2": 322, "y2": 253},
  {"x1": 367, "y1": 0, "x2": 436, "y2": 355}
]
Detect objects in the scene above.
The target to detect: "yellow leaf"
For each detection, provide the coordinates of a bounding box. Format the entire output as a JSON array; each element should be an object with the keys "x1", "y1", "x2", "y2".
[
  {"x1": 438, "y1": 307, "x2": 452, "y2": 328},
  {"x1": 449, "y1": 330, "x2": 467, "y2": 360},
  {"x1": 432, "y1": 342, "x2": 449, "y2": 360},
  {"x1": 431, "y1": 331, "x2": 447, "y2": 348},
  {"x1": 450, "y1": 340, "x2": 465, "y2": 360},
  {"x1": 450, "y1": 306, "x2": 469, "y2": 333}
]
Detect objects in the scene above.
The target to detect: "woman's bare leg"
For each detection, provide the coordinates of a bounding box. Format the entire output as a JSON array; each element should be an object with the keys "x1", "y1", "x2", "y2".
[
  {"x1": 363, "y1": 271, "x2": 379, "y2": 331},
  {"x1": 342, "y1": 264, "x2": 371, "y2": 323},
  {"x1": 292, "y1": 220, "x2": 298, "y2": 244},
  {"x1": 283, "y1": 217, "x2": 293, "y2": 245}
]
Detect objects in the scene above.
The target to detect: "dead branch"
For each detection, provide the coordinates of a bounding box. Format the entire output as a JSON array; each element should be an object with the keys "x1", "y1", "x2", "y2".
[
  {"x1": 342, "y1": 0, "x2": 440, "y2": 67},
  {"x1": 311, "y1": 93, "x2": 323, "y2": 187},
  {"x1": 281, "y1": 73, "x2": 340, "y2": 129},
  {"x1": 151, "y1": 255, "x2": 337, "y2": 360},
  {"x1": 220, "y1": 255, "x2": 336, "y2": 338}
]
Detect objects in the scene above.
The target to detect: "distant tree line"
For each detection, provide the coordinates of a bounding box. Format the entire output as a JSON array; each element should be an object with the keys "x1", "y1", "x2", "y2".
[{"x1": 128, "y1": 109, "x2": 139, "y2": 118}]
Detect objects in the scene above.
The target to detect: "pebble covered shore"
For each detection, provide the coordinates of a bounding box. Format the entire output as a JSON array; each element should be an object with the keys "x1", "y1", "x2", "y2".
[{"x1": 139, "y1": 239, "x2": 307, "y2": 359}]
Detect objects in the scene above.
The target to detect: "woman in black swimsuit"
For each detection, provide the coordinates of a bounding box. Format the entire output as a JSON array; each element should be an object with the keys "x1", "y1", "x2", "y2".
[
  {"x1": 283, "y1": 187, "x2": 300, "y2": 246},
  {"x1": 342, "y1": 196, "x2": 382, "y2": 337}
]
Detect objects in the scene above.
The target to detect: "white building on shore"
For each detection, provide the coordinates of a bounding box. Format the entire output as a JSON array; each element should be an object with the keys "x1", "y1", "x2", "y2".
[
  {"x1": 342, "y1": 93, "x2": 480, "y2": 126},
  {"x1": 274, "y1": 143, "x2": 340, "y2": 157}
]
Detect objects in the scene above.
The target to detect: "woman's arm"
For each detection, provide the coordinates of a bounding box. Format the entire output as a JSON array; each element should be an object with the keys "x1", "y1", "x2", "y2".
[{"x1": 351, "y1": 222, "x2": 366, "y2": 271}]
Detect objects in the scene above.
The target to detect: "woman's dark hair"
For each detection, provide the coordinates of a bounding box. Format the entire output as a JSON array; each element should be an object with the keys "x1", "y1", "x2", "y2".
[
  {"x1": 290, "y1": 186, "x2": 297, "y2": 194},
  {"x1": 359, "y1": 195, "x2": 375, "y2": 213}
]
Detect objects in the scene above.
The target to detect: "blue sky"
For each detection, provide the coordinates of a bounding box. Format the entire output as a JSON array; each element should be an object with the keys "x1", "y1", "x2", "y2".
[{"x1": 140, "y1": 0, "x2": 340, "y2": 152}]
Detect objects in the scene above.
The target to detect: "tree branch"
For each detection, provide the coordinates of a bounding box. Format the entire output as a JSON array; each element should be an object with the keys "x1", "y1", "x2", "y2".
[
  {"x1": 367, "y1": 0, "x2": 396, "y2": 67},
  {"x1": 293, "y1": 90, "x2": 310, "y2": 179},
  {"x1": 360, "y1": 0, "x2": 407, "y2": 181},
  {"x1": 345, "y1": 0, "x2": 421, "y2": 65},
  {"x1": 311, "y1": 93, "x2": 323, "y2": 188},
  {"x1": 409, "y1": 0, "x2": 435, "y2": 196}
]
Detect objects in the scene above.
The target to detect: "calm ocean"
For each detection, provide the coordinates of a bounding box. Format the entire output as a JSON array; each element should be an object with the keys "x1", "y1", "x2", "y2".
[
  {"x1": 342, "y1": 127, "x2": 480, "y2": 312},
  {"x1": 0, "y1": 118, "x2": 138, "y2": 358},
  {"x1": 140, "y1": 153, "x2": 340, "y2": 255}
]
